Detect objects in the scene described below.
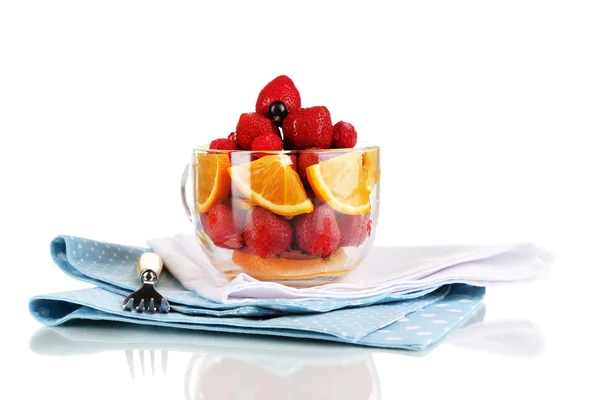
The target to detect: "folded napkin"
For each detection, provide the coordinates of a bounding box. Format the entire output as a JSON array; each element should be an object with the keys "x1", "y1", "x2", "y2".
[
  {"x1": 148, "y1": 234, "x2": 552, "y2": 303},
  {"x1": 29, "y1": 235, "x2": 491, "y2": 351}
]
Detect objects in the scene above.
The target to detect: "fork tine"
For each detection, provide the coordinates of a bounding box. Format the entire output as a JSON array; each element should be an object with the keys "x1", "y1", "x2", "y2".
[
  {"x1": 161, "y1": 350, "x2": 168, "y2": 375},
  {"x1": 136, "y1": 299, "x2": 145, "y2": 313},
  {"x1": 148, "y1": 298, "x2": 156, "y2": 313},
  {"x1": 160, "y1": 298, "x2": 170, "y2": 313},
  {"x1": 150, "y1": 350, "x2": 155, "y2": 376},
  {"x1": 138, "y1": 350, "x2": 146, "y2": 376},
  {"x1": 123, "y1": 298, "x2": 134, "y2": 312},
  {"x1": 125, "y1": 349, "x2": 135, "y2": 378}
]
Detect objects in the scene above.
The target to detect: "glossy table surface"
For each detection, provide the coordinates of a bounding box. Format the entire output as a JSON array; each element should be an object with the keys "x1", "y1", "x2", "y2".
[{"x1": 10, "y1": 257, "x2": 598, "y2": 400}]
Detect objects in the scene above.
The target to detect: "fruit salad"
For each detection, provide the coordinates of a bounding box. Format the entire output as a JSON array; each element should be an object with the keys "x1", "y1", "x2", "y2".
[{"x1": 193, "y1": 76, "x2": 380, "y2": 282}]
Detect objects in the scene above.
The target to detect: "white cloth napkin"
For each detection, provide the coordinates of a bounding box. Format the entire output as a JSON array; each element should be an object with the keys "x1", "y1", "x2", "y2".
[{"x1": 148, "y1": 234, "x2": 553, "y2": 304}]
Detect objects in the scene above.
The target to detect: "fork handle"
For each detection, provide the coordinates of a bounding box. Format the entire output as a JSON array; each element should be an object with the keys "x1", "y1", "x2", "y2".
[{"x1": 137, "y1": 252, "x2": 163, "y2": 278}]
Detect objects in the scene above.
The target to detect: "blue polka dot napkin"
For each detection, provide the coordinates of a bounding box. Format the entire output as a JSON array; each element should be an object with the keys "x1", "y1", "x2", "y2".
[{"x1": 28, "y1": 235, "x2": 486, "y2": 351}]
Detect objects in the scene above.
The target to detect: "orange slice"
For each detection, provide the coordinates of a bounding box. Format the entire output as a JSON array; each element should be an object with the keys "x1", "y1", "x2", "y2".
[
  {"x1": 195, "y1": 153, "x2": 231, "y2": 213},
  {"x1": 232, "y1": 248, "x2": 350, "y2": 280},
  {"x1": 362, "y1": 149, "x2": 380, "y2": 192},
  {"x1": 228, "y1": 155, "x2": 314, "y2": 217},
  {"x1": 306, "y1": 152, "x2": 371, "y2": 215}
]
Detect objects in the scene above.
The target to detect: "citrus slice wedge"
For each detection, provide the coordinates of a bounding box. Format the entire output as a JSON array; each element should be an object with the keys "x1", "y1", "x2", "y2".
[
  {"x1": 228, "y1": 154, "x2": 314, "y2": 217},
  {"x1": 231, "y1": 248, "x2": 350, "y2": 280},
  {"x1": 362, "y1": 149, "x2": 380, "y2": 193},
  {"x1": 195, "y1": 153, "x2": 231, "y2": 213},
  {"x1": 306, "y1": 152, "x2": 371, "y2": 215}
]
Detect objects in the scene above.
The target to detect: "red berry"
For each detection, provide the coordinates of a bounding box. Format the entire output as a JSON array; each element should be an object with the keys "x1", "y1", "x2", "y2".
[
  {"x1": 251, "y1": 134, "x2": 283, "y2": 151},
  {"x1": 200, "y1": 204, "x2": 244, "y2": 249},
  {"x1": 294, "y1": 204, "x2": 341, "y2": 257},
  {"x1": 209, "y1": 138, "x2": 238, "y2": 150},
  {"x1": 282, "y1": 107, "x2": 333, "y2": 150},
  {"x1": 332, "y1": 121, "x2": 357, "y2": 149},
  {"x1": 297, "y1": 151, "x2": 319, "y2": 186},
  {"x1": 255, "y1": 75, "x2": 301, "y2": 116},
  {"x1": 337, "y1": 213, "x2": 372, "y2": 247},
  {"x1": 236, "y1": 113, "x2": 280, "y2": 150},
  {"x1": 244, "y1": 207, "x2": 293, "y2": 258}
]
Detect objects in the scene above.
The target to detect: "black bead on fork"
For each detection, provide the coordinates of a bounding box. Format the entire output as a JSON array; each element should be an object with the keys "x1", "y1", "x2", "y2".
[{"x1": 122, "y1": 253, "x2": 171, "y2": 313}]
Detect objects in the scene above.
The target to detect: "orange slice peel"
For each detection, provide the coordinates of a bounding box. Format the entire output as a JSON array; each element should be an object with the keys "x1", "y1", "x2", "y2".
[
  {"x1": 228, "y1": 154, "x2": 314, "y2": 217},
  {"x1": 195, "y1": 153, "x2": 231, "y2": 213},
  {"x1": 232, "y1": 248, "x2": 350, "y2": 280}
]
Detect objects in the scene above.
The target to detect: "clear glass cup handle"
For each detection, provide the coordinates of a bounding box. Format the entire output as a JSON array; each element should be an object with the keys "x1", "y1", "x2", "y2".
[{"x1": 180, "y1": 164, "x2": 193, "y2": 221}]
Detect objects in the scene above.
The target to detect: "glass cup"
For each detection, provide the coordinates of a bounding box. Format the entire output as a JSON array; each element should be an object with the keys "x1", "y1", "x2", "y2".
[{"x1": 181, "y1": 146, "x2": 380, "y2": 287}]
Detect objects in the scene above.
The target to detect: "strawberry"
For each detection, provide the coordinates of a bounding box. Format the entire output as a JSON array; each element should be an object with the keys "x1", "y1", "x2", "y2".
[
  {"x1": 255, "y1": 75, "x2": 301, "y2": 116},
  {"x1": 337, "y1": 213, "x2": 372, "y2": 247},
  {"x1": 294, "y1": 204, "x2": 341, "y2": 257},
  {"x1": 200, "y1": 204, "x2": 244, "y2": 249},
  {"x1": 282, "y1": 106, "x2": 333, "y2": 150},
  {"x1": 244, "y1": 207, "x2": 293, "y2": 258},
  {"x1": 297, "y1": 151, "x2": 319, "y2": 186},
  {"x1": 209, "y1": 137, "x2": 238, "y2": 150},
  {"x1": 331, "y1": 121, "x2": 357, "y2": 148},
  {"x1": 236, "y1": 112, "x2": 280, "y2": 150},
  {"x1": 251, "y1": 134, "x2": 283, "y2": 151}
]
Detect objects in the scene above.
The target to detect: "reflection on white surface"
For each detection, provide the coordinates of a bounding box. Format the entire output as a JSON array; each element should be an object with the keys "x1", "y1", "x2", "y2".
[
  {"x1": 30, "y1": 324, "x2": 382, "y2": 400},
  {"x1": 445, "y1": 306, "x2": 545, "y2": 357},
  {"x1": 184, "y1": 352, "x2": 379, "y2": 400},
  {"x1": 29, "y1": 305, "x2": 544, "y2": 399}
]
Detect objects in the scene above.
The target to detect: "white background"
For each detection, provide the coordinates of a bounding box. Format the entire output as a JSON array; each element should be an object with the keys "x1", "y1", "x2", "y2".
[{"x1": 1, "y1": 1, "x2": 599, "y2": 399}]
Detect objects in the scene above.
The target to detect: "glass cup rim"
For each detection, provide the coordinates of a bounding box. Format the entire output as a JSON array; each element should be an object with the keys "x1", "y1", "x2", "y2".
[{"x1": 192, "y1": 143, "x2": 380, "y2": 155}]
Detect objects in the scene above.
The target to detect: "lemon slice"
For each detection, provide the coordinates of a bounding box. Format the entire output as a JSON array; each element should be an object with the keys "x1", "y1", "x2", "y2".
[
  {"x1": 362, "y1": 149, "x2": 380, "y2": 193},
  {"x1": 306, "y1": 152, "x2": 371, "y2": 215}
]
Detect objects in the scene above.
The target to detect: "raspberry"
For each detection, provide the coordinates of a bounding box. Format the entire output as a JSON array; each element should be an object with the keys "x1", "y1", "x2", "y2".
[
  {"x1": 244, "y1": 207, "x2": 293, "y2": 258},
  {"x1": 331, "y1": 121, "x2": 357, "y2": 149},
  {"x1": 251, "y1": 134, "x2": 283, "y2": 151},
  {"x1": 337, "y1": 213, "x2": 372, "y2": 247},
  {"x1": 282, "y1": 106, "x2": 333, "y2": 150},
  {"x1": 209, "y1": 138, "x2": 238, "y2": 150},
  {"x1": 255, "y1": 75, "x2": 301, "y2": 116},
  {"x1": 200, "y1": 204, "x2": 244, "y2": 249},
  {"x1": 236, "y1": 113, "x2": 280, "y2": 150},
  {"x1": 294, "y1": 204, "x2": 341, "y2": 257}
]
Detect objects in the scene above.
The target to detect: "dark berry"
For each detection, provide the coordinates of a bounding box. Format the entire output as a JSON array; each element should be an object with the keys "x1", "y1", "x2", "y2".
[{"x1": 268, "y1": 101, "x2": 288, "y2": 127}]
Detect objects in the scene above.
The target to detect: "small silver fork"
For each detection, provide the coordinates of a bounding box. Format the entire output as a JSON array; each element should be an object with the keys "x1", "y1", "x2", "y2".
[{"x1": 122, "y1": 253, "x2": 171, "y2": 313}]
